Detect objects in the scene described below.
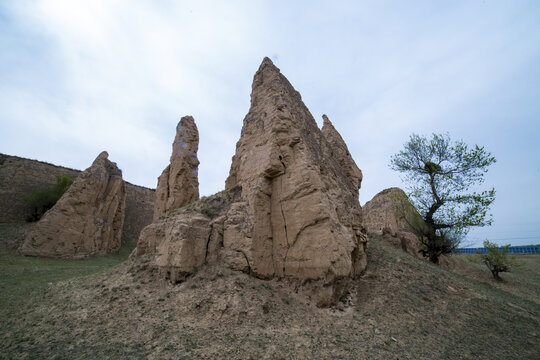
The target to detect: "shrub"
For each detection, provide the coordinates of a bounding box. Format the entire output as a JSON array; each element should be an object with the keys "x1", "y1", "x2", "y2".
[
  {"x1": 24, "y1": 175, "x2": 73, "y2": 221},
  {"x1": 482, "y1": 240, "x2": 511, "y2": 281}
]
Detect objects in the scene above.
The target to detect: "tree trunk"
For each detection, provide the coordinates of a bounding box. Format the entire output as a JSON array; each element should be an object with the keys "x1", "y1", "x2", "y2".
[{"x1": 491, "y1": 270, "x2": 502, "y2": 281}]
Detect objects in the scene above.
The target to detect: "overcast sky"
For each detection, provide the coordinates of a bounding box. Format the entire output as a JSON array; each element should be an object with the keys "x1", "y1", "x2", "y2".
[{"x1": 1, "y1": 0, "x2": 539, "y2": 247}]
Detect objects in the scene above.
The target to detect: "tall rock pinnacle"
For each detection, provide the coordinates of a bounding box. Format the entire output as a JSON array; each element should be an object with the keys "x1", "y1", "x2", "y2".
[
  {"x1": 153, "y1": 116, "x2": 200, "y2": 220},
  {"x1": 224, "y1": 58, "x2": 367, "y2": 305}
]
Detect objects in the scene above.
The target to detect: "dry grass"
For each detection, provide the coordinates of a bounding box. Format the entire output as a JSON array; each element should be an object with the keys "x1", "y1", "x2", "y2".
[
  {"x1": 1, "y1": 236, "x2": 538, "y2": 359},
  {"x1": 449, "y1": 253, "x2": 540, "y2": 303}
]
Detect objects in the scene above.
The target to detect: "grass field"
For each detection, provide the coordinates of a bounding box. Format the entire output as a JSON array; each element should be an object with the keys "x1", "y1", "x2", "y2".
[{"x1": 0, "y1": 238, "x2": 538, "y2": 359}]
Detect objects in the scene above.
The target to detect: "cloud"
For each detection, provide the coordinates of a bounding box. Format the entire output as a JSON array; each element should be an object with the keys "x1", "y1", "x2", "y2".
[
  {"x1": 1, "y1": 0, "x2": 269, "y2": 191},
  {"x1": 1, "y1": 0, "x2": 539, "y2": 246}
]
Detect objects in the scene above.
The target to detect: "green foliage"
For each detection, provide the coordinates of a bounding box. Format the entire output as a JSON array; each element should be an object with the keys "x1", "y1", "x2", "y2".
[
  {"x1": 24, "y1": 175, "x2": 73, "y2": 222},
  {"x1": 482, "y1": 240, "x2": 512, "y2": 281},
  {"x1": 390, "y1": 133, "x2": 496, "y2": 263}
]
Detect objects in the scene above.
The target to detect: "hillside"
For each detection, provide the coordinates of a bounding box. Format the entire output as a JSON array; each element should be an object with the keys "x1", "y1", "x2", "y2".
[{"x1": 1, "y1": 235, "x2": 538, "y2": 359}]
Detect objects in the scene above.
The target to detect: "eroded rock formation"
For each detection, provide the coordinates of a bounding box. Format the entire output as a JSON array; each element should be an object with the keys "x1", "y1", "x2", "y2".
[
  {"x1": 132, "y1": 186, "x2": 242, "y2": 282},
  {"x1": 223, "y1": 58, "x2": 366, "y2": 287},
  {"x1": 133, "y1": 58, "x2": 367, "y2": 306},
  {"x1": 363, "y1": 188, "x2": 416, "y2": 234},
  {"x1": 153, "y1": 116, "x2": 200, "y2": 220},
  {"x1": 321, "y1": 114, "x2": 363, "y2": 190},
  {"x1": 0, "y1": 153, "x2": 154, "y2": 247},
  {"x1": 20, "y1": 151, "x2": 126, "y2": 258},
  {"x1": 363, "y1": 187, "x2": 423, "y2": 258}
]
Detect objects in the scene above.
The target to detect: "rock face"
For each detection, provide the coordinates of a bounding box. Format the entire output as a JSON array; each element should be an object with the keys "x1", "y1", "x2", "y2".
[
  {"x1": 0, "y1": 153, "x2": 154, "y2": 247},
  {"x1": 363, "y1": 188, "x2": 417, "y2": 234},
  {"x1": 133, "y1": 58, "x2": 367, "y2": 306},
  {"x1": 132, "y1": 186, "x2": 242, "y2": 282},
  {"x1": 321, "y1": 114, "x2": 363, "y2": 190},
  {"x1": 224, "y1": 58, "x2": 367, "y2": 292},
  {"x1": 153, "y1": 116, "x2": 200, "y2": 220},
  {"x1": 20, "y1": 152, "x2": 126, "y2": 258},
  {"x1": 363, "y1": 188, "x2": 423, "y2": 258}
]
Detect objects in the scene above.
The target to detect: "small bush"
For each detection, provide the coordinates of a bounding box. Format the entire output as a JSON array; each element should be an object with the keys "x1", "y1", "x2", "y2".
[
  {"x1": 24, "y1": 175, "x2": 73, "y2": 221},
  {"x1": 482, "y1": 240, "x2": 512, "y2": 281}
]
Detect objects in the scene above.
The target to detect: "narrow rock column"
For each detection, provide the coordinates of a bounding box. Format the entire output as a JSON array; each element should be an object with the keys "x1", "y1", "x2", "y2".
[{"x1": 153, "y1": 116, "x2": 200, "y2": 220}]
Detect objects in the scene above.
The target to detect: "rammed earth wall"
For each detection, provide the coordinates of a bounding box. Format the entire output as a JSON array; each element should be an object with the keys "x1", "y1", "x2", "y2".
[{"x1": 0, "y1": 153, "x2": 154, "y2": 244}]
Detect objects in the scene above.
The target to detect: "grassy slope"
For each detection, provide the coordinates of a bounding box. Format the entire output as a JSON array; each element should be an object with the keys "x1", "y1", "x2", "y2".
[
  {"x1": 451, "y1": 253, "x2": 540, "y2": 303},
  {"x1": 0, "y1": 238, "x2": 538, "y2": 359}
]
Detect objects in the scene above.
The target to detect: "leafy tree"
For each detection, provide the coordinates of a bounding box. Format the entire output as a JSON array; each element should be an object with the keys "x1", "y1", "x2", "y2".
[
  {"x1": 482, "y1": 240, "x2": 511, "y2": 281},
  {"x1": 24, "y1": 175, "x2": 73, "y2": 222},
  {"x1": 390, "y1": 133, "x2": 496, "y2": 263}
]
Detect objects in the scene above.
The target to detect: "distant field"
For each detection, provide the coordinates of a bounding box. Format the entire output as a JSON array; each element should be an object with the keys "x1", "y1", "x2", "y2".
[{"x1": 0, "y1": 239, "x2": 538, "y2": 359}]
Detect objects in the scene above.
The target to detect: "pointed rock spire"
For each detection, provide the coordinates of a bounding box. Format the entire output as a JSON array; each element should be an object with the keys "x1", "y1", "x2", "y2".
[
  {"x1": 223, "y1": 57, "x2": 367, "y2": 305},
  {"x1": 153, "y1": 116, "x2": 199, "y2": 220},
  {"x1": 321, "y1": 114, "x2": 363, "y2": 189}
]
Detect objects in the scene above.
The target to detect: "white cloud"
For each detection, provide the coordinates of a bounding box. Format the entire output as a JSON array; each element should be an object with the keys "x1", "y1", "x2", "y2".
[{"x1": 1, "y1": 0, "x2": 539, "y2": 246}]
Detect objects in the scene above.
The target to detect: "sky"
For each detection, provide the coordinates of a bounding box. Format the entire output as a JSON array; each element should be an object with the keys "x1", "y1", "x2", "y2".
[{"x1": 1, "y1": 0, "x2": 539, "y2": 247}]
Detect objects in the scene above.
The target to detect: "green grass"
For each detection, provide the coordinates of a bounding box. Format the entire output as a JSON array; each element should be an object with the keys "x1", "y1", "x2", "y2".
[
  {"x1": 454, "y1": 253, "x2": 540, "y2": 303},
  {"x1": 0, "y1": 244, "x2": 132, "y2": 308}
]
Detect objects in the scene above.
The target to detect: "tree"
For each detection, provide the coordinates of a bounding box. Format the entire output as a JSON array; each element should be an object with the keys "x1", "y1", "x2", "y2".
[
  {"x1": 482, "y1": 240, "x2": 511, "y2": 281},
  {"x1": 24, "y1": 175, "x2": 73, "y2": 222},
  {"x1": 390, "y1": 133, "x2": 496, "y2": 264}
]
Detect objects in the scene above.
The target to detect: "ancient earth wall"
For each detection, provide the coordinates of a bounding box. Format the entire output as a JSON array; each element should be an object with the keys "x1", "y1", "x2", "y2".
[
  {"x1": 0, "y1": 154, "x2": 80, "y2": 224},
  {"x1": 0, "y1": 153, "x2": 154, "y2": 245},
  {"x1": 123, "y1": 182, "x2": 155, "y2": 243},
  {"x1": 363, "y1": 187, "x2": 417, "y2": 234}
]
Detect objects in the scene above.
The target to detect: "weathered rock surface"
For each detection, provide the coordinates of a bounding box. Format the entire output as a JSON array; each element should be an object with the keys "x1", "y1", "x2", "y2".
[
  {"x1": 153, "y1": 116, "x2": 200, "y2": 220},
  {"x1": 223, "y1": 58, "x2": 367, "y2": 305},
  {"x1": 132, "y1": 186, "x2": 242, "y2": 281},
  {"x1": 136, "y1": 212, "x2": 211, "y2": 282},
  {"x1": 0, "y1": 153, "x2": 154, "y2": 247},
  {"x1": 364, "y1": 188, "x2": 423, "y2": 258},
  {"x1": 133, "y1": 58, "x2": 367, "y2": 306},
  {"x1": 122, "y1": 183, "x2": 155, "y2": 243},
  {"x1": 363, "y1": 188, "x2": 418, "y2": 234},
  {"x1": 20, "y1": 152, "x2": 126, "y2": 258},
  {"x1": 321, "y1": 114, "x2": 363, "y2": 190},
  {"x1": 381, "y1": 227, "x2": 422, "y2": 259}
]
